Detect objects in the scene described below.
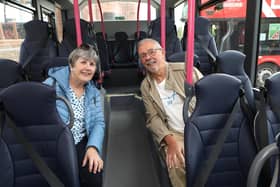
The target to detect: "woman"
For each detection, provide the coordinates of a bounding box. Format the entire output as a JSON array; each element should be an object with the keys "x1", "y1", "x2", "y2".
[{"x1": 44, "y1": 44, "x2": 104, "y2": 187}]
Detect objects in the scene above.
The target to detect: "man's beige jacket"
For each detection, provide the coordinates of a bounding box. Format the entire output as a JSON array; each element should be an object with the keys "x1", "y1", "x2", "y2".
[{"x1": 140, "y1": 63, "x2": 203, "y2": 145}]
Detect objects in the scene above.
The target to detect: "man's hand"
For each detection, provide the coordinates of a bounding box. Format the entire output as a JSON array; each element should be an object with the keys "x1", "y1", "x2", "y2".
[
  {"x1": 82, "y1": 147, "x2": 103, "y2": 174},
  {"x1": 164, "y1": 134, "x2": 185, "y2": 169}
]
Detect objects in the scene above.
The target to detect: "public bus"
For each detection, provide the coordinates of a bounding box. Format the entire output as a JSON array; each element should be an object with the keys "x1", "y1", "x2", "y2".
[
  {"x1": 198, "y1": 0, "x2": 280, "y2": 86},
  {"x1": 1, "y1": 0, "x2": 280, "y2": 187}
]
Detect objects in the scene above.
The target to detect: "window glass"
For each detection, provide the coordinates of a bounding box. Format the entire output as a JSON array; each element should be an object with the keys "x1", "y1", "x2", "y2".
[
  {"x1": 11, "y1": 0, "x2": 33, "y2": 9},
  {"x1": 0, "y1": 2, "x2": 33, "y2": 61},
  {"x1": 256, "y1": 0, "x2": 280, "y2": 87},
  {"x1": 174, "y1": 2, "x2": 185, "y2": 39},
  {"x1": 80, "y1": 1, "x2": 156, "y2": 21},
  {"x1": 200, "y1": 0, "x2": 247, "y2": 52}
]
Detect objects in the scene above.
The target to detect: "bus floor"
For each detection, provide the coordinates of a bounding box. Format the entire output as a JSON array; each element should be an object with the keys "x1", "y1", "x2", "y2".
[{"x1": 103, "y1": 95, "x2": 160, "y2": 187}]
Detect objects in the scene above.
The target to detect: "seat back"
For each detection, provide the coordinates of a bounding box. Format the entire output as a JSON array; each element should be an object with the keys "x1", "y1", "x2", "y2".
[
  {"x1": 19, "y1": 20, "x2": 57, "y2": 81},
  {"x1": 167, "y1": 52, "x2": 200, "y2": 68},
  {"x1": 132, "y1": 31, "x2": 147, "y2": 62},
  {"x1": 263, "y1": 72, "x2": 280, "y2": 143},
  {"x1": 112, "y1": 31, "x2": 133, "y2": 66},
  {"x1": 0, "y1": 59, "x2": 24, "y2": 91},
  {"x1": 182, "y1": 17, "x2": 218, "y2": 74},
  {"x1": 149, "y1": 17, "x2": 182, "y2": 59},
  {"x1": 250, "y1": 73, "x2": 280, "y2": 187},
  {"x1": 96, "y1": 32, "x2": 111, "y2": 74},
  {"x1": 0, "y1": 82, "x2": 79, "y2": 187},
  {"x1": 216, "y1": 50, "x2": 255, "y2": 112},
  {"x1": 43, "y1": 57, "x2": 69, "y2": 80},
  {"x1": 58, "y1": 19, "x2": 96, "y2": 57},
  {"x1": 185, "y1": 74, "x2": 256, "y2": 187}
]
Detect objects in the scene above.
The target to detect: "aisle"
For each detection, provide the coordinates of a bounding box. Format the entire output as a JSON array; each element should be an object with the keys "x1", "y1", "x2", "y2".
[{"x1": 103, "y1": 95, "x2": 160, "y2": 187}]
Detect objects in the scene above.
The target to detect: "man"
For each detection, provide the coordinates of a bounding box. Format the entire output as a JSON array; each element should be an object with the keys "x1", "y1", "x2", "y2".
[{"x1": 138, "y1": 38, "x2": 202, "y2": 187}]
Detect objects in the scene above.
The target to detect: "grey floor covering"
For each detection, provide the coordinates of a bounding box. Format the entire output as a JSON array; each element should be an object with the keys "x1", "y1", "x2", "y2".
[{"x1": 103, "y1": 95, "x2": 160, "y2": 187}]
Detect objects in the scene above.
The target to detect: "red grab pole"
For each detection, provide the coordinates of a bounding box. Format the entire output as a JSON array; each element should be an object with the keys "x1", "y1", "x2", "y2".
[
  {"x1": 185, "y1": 0, "x2": 196, "y2": 84},
  {"x1": 73, "y1": 0, "x2": 82, "y2": 46},
  {"x1": 160, "y1": 0, "x2": 166, "y2": 51}
]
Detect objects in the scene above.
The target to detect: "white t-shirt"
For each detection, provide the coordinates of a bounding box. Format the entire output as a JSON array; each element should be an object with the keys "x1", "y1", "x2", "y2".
[{"x1": 155, "y1": 79, "x2": 185, "y2": 133}]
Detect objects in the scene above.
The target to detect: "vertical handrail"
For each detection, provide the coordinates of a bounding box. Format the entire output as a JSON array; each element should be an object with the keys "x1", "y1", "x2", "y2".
[
  {"x1": 88, "y1": 0, "x2": 93, "y2": 23},
  {"x1": 136, "y1": 0, "x2": 141, "y2": 39},
  {"x1": 160, "y1": 0, "x2": 166, "y2": 51},
  {"x1": 147, "y1": 0, "x2": 151, "y2": 25},
  {"x1": 185, "y1": 0, "x2": 195, "y2": 84},
  {"x1": 73, "y1": 0, "x2": 82, "y2": 46},
  {"x1": 97, "y1": 0, "x2": 106, "y2": 40}
]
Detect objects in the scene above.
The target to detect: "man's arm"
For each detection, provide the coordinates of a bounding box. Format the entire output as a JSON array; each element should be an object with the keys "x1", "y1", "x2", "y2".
[{"x1": 141, "y1": 82, "x2": 171, "y2": 145}]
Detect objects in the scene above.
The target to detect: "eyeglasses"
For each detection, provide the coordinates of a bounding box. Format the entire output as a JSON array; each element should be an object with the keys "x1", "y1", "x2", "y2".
[{"x1": 139, "y1": 48, "x2": 162, "y2": 59}]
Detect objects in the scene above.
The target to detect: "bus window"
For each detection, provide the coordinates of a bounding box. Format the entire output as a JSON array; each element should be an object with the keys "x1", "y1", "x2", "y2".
[
  {"x1": 174, "y1": 2, "x2": 186, "y2": 39},
  {"x1": 0, "y1": 2, "x2": 33, "y2": 61},
  {"x1": 80, "y1": 1, "x2": 156, "y2": 21},
  {"x1": 257, "y1": 15, "x2": 280, "y2": 87},
  {"x1": 200, "y1": 0, "x2": 247, "y2": 53}
]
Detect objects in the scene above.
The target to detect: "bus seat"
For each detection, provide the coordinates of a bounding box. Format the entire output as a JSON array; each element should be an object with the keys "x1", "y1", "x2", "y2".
[
  {"x1": 132, "y1": 31, "x2": 147, "y2": 74},
  {"x1": 248, "y1": 68, "x2": 280, "y2": 187},
  {"x1": 112, "y1": 31, "x2": 135, "y2": 67},
  {"x1": 246, "y1": 138, "x2": 280, "y2": 187},
  {"x1": 185, "y1": 74, "x2": 257, "y2": 187},
  {"x1": 149, "y1": 17, "x2": 182, "y2": 59},
  {"x1": 132, "y1": 31, "x2": 147, "y2": 62},
  {"x1": 265, "y1": 72, "x2": 280, "y2": 141},
  {"x1": 195, "y1": 16, "x2": 218, "y2": 74},
  {"x1": 0, "y1": 82, "x2": 80, "y2": 187},
  {"x1": 182, "y1": 17, "x2": 218, "y2": 75},
  {"x1": 135, "y1": 31, "x2": 147, "y2": 41},
  {"x1": 0, "y1": 59, "x2": 25, "y2": 91},
  {"x1": 42, "y1": 57, "x2": 69, "y2": 80},
  {"x1": 58, "y1": 18, "x2": 96, "y2": 57},
  {"x1": 216, "y1": 50, "x2": 255, "y2": 112},
  {"x1": 167, "y1": 52, "x2": 200, "y2": 69},
  {"x1": 19, "y1": 20, "x2": 57, "y2": 81},
  {"x1": 96, "y1": 32, "x2": 111, "y2": 75}
]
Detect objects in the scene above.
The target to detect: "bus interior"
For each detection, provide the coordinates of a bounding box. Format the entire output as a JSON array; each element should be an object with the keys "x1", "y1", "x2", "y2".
[{"x1": 1, "y1": 0, "x2": 280, "y2": 187}]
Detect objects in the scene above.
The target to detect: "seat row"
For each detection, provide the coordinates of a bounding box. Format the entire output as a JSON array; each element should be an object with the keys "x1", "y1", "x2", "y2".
[
  {"x1": 183, "y1": 49, "x2": 280, "y2": 186},
  {"x1": 2, "y1": 50, "x2": 280, "y2": 186},
  {"x1": 17, "y1": 19, "x2": 151, "y2": 82}
]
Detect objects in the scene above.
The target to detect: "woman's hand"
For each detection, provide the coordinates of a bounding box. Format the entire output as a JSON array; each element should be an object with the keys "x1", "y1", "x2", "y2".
[{"x1": 82, "y1": 147, "x2": 103, "y2": 174}]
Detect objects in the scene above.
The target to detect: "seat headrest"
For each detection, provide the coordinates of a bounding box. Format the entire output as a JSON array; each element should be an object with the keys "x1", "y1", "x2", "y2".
[
  {"x1": 0, "y1": 82, "x2": 60, "y2": 125},
  {"x1": 0, "y1": 59, "x2": 23, "y2": 88},
  {"x1": 96, "y1": 32, "x2": 107, "y2": 39},
  {"x1": 195, "y1": 16, "x2": 210, "y2": 35},
  {"x1": 217, "y1": 50, "x2": 246, "y2": 75},
  {"x1": 167, "y1": 52, "x2": 200, "y2": 68},
  {"x1": 194, "y1": 73, "x2": 242, "y2": 114},
  {"x1": 23, "y1": 20, "x2": 49, "y2": 42},
  {"x1": 63, "y1": 18, "x2": 89, "y2": 43},
  {"x1": 151, "y1": 17, "x2": 176, "y2": 37},
  {"x1": 134, "y1": 31, "x2": 147, "y2": 40},
  {"x1": 115, "y1": 32, "x2": 128, "y2": 41},
  {"x1": 265, "y1": 72, "x2": 280, "y2": 106},
  {"x1": 46, "y1": 57, "x2": 69, "y2": 73}
]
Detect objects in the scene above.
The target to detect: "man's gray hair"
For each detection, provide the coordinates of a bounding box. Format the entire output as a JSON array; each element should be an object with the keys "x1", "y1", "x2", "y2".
[
  {"x1": 137, "y1": 38, "x2": 162, "y2": 49},
  {"x1": 68, "y1": 45, "x2": 100, "y2": 67}
]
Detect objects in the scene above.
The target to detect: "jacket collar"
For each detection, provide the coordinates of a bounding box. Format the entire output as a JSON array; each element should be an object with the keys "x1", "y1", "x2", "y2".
[
  {"x1": 146, "y1": 63, "x2": 185, "y2": 99},
  {"x1": 48, "y1": 66, "x2": 96, "y2": 100}
]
